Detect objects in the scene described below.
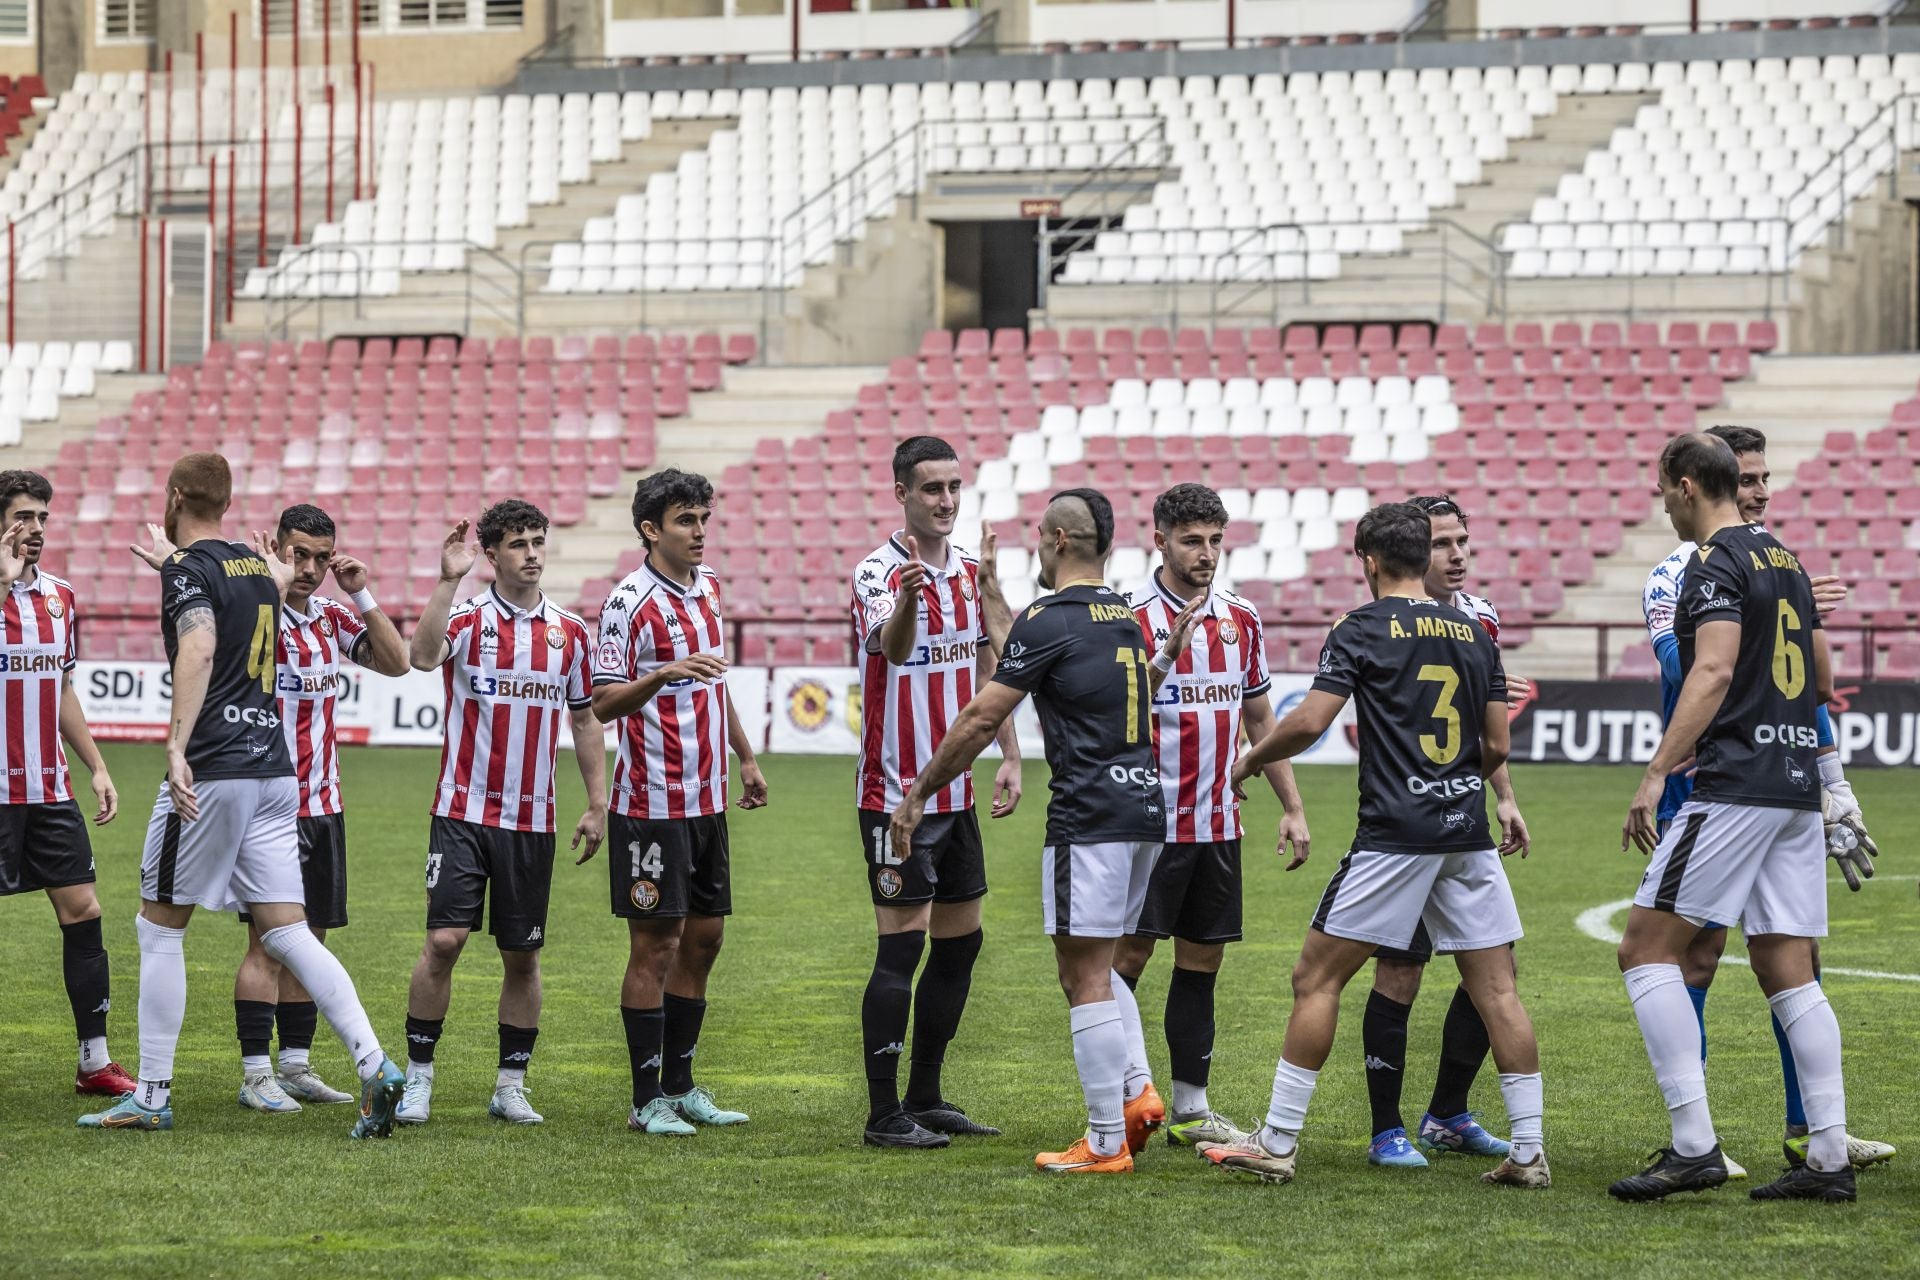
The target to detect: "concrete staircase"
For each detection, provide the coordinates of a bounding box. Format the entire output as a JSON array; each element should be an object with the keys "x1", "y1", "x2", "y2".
[
  {"x1": 1527, "y1": 352, "x2": 1920, "y2": 678},
  {"x1": 542, "y1": 364, "x2": 881, "y2": 607}
]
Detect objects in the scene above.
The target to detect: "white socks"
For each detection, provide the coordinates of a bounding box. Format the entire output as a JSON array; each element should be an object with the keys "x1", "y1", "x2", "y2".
[
  {"x1": 1109, "y1": 972, "x2": 1152, "y2": 1101},
  {"x1": 1258, "y1": 1058, "x2": 1319, "y2": 1156},
  {"x1": 279, "y1": 1047, "x2": 310, "y2": 1071},
  {"x1": 1069, "y1": 1000, "x2": 1129, "y2": 1158},
  {"x1": 1768, "y1": 981, "x2": 1848, "y2": 1172},
  {"x1": 497, "y1": 1068, "x2": 527, "y2": 1090},
  {"x1": 134, "y1": 915, "x2": 187, "y2": 1108},
  {"x1": 241, "y1": 1054, "x2": 271, "y2": 1077},
  {"x1": 79, "y1": 1036, "x2": 109, "y2": 1074},
  {"x1": 260, "y1": 922, "x2": 384, "y2": 1083},
  {"x1": 1624, "y1": 963, "x2": 1716, "y2": 1157},
  {"x1": 407, "y1": 1060, "x2": 435, "y2": 1081},
  {"x1": 1498, "y1": 1071, "x2": 1545, "y2": 1163},
  {"x1": 1172, "y1": 1079, "x2": 1209, "y2": 1118}
]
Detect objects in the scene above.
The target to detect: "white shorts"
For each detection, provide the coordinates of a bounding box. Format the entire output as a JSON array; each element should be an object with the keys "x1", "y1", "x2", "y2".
[
  {"x1": 1041, "y1": 842, "x2": 1162, "y2": 938},
  {"x1": 1633, "y1": 799, "x2": 1826, "y2": 938},
  {"x1": 140, "y1": 776, "x2": 304, "y2": 913},
  {"x1": 1311, "y1": 847, "x2": 1524, "y2": 953}
]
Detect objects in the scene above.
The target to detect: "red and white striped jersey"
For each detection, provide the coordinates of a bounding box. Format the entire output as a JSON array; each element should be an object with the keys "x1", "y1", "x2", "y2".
[
  {"x1": 0, "y1": 569, "x2": 79, "y2": 805},
  {"x1": 593, "y1": 558, "x2": 730, "y2": 820},
  {"x1": 851, "y1": 535, "x2": 983, "y2": 814},
  {"x1": 277, "y1": 595, "x2": 369, "y2": 819},
  {"x1": 1130, "y1": 574, "x2": 1271, "y2": 843},
  {"x1": 431, "y1": 587, "x2": 594, "y2": 833},
  {"x1": 1451, "y1": 589, "x2": 1501, "y2": 643}
]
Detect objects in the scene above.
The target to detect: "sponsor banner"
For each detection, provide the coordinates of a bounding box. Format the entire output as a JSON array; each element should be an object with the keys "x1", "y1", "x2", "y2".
[{"x1": 1513, "y1": 681, "x2": 1920, "y2": 768}]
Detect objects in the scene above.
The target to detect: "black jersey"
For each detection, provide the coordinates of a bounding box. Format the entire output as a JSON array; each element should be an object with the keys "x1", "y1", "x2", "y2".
[
  {"x1": 1674, "y1": 523, "x2": 1822, "y2": 811},
  {"x1": 1311, "y1": 595, "x2": 1507, "y2": 855},
  {"x1": 992, "y1": 581, "x2": 1163, "y2": 846},
  {"x1": 160, "y1": 540, "x2": 294, "y2": 781}
]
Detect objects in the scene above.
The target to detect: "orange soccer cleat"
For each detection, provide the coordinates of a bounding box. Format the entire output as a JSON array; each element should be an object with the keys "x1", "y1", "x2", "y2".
[
  {"x1": 1124, "y1": 1082, "x2": 1165, "y2": 1154},
  {"x1": 75, "y1": 1061, "x2": 138, "y2": 1097},
  {"x1": 1034, "y1": 1135, "x2": 1135, "y2": 1174}
]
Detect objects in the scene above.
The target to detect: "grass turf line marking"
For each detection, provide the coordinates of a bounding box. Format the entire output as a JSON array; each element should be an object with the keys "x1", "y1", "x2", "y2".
[{"x1": 1574, "y1": 894, "x2": 1920, "y2": 984}]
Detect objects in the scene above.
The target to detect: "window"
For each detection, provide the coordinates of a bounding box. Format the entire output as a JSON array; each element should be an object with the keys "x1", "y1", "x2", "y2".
[
  {"x1": 397, "y1": 0, "x2": 471, "y2": 27},
  {"x1": 98, "y1": 0, "x2": 155, "y2": 40},
  {"x1": 484, "y1": 0, "x2": 523, "y2": 25},
  {"x1": 354, "y1": 0, "x2": 522, "y2": 29},
  {"x1": 0, "y1": 0, "x2": 29, "y2": 42}
]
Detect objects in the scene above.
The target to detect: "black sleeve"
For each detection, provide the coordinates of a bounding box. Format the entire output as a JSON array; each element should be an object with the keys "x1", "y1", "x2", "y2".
[
  {"x1": 1486, "y1": 636, "x2": 1509, "y2": 705},
  {"x1": 1309, "y1": 613, "x2": 1364, "y2": 698},
  {"x1": 991, "y1": 603, "x2": 1069, "y2": 694},
  {"x1": 1679, "y1": 547, "x2": 1745, "y2": 629},
  {"x1": 159, "y1": 554, "x2": 212, "y2": 624}
]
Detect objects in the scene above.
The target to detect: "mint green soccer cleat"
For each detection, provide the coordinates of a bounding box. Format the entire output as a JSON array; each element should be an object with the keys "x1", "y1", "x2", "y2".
[
  {"x1": 78, "y1": 1095, "x2": 173, "y2": 1131},
  {"x1": 630, "y1": 1097, "x2": 697, "y2": 1135},
  {"x1": 666, "y1": 1085, "x2": 749, "y2": 1127},
  {"x1": 349, "y1": 1058, "x2": 406, "y2": 1139}
]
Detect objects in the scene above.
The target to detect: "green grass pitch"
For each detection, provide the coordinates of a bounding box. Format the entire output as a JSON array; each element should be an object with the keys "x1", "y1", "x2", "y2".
[{"x1": 2, "y1": 747, "x2": 1915, "y2": 1278}]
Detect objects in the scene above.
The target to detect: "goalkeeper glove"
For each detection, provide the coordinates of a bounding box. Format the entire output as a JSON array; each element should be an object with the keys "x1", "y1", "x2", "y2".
[{"x1": 1823, "y1": 804, "x2": 1879, "y2": 892}]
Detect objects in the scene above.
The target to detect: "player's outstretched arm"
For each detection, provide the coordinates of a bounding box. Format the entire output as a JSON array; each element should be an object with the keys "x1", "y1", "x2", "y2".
[
  {"x1": 568, "y1": 703, "x2": 609, "y2": 864},
  {"x1": 165, "y1": 607, "x2": 217, "y2": 822},
  {"x1": 410, "y1": 521, "x2": 476, "y2": 671},
  {"x1": 1240, "y1": 693, "x2": 1310, "y2": 867},
  {"x1": 1624, "y1": 618, "x2": 1738, "y2": 854},
  {"x1": 724, "y1": 687, "x2": 767, "y2": 810},
  {"x1": 975, "y1": 524, "x2": 1013, "y2": 655},
  {"x1": 1231, "y1": 690, "x2": 1345, "y2": 790},
  {"x1": 973, "y1": 625, "x2": 1022, "y2": 818},
  {"x1": 891, "y1": 681, "x2": 1022, "y2": 851},
  {"x1": 58, "y1": 673, "x2": 116, "y2": 825},
  {"x1": 331, "y1": 553, "x2": 410, "y2": 676}
]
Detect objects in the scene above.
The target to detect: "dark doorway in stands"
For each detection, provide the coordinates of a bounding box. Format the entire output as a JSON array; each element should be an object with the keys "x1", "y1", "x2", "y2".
[{"x1": 940, "y1": 221, "x2": 1038, "y2": 335}]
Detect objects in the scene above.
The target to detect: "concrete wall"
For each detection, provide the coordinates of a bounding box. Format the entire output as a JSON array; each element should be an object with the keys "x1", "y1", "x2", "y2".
[
  {"x1": 1791, "y1": 185, "x2": 1916, "y2": 356},
  {"x1": 780, "y1": 210, "x2": 939, "y2": 362}
]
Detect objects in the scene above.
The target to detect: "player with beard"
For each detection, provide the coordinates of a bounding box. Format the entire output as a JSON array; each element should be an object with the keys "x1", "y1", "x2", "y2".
[
  {"x1": 1119, "y1": 483, "x2": 1310, "y2": 1149},
  {"x1": 132, "y1": 503, "x2": 410, "y2": 1113},
  {"x1": 1639, "y1": 424, "x2": 1893, "y2": 1173},
  {"x1": 1349, "y1": 494, "x2": 1531, "y2": 1169},
  {"x1": 0, "y1": 470, "x2": 132, "y2": 1099}
]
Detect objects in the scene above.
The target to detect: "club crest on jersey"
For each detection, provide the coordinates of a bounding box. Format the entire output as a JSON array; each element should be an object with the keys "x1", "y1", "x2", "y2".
[
  {"x1": 1217, "y1": 619, "x2": 1239, "y2": 645},
  {"x1": 958, "y1": 575, "x2": 975, "y2": 601},
  {"x1": 547, "y1": 628, "x2": 566, "y2": 649},
  {"x1": 316, "y1": 615, "x2": 334, "y2": 636},
  {"x1": 44, "y1": 598, "x2": 63, "y2": 618},
  {"x1": 876, "y1": 867, "x2": 903, "y2": 899},
  {"x1": 629, "y1": 880, "x2": 661, "y2": 911}
]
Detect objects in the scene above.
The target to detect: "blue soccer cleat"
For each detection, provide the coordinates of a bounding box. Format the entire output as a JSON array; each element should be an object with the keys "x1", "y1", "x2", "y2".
[
  {"x1": 78, "y1": 1094, "x2": 173, "y2": 1131},
  {"x1": 1368, "y1": 1126, "x2": 1430, "y2": 1168},
  {"x1": 349, "y1": 1058, "x2": 406, "y2": 1140},
  {"x1": 1417, "y1": 1111, "x2": 1512, "y2": 1159}
]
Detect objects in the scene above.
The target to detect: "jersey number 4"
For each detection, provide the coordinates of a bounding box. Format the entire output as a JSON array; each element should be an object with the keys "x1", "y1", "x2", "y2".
[
  {"x1": 1416, "y1": 664, "x2": 1462, "y2": 765},
  {"x1": 246, "y1": 605, "x2": 275, "y2": 693}
]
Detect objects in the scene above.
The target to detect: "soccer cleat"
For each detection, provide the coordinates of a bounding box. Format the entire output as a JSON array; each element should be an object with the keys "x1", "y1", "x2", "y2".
[
  {"x1": 1481, "y1": 1152, "x2": 1552, "y2": 1188},
  {"x1": 1035, "y1": 1135, "x2": 1134, "y2": 1174},
  {"x1": 907, "y1": 1099, "x2": 1000, "y2": 1136},
  {"x1": 74, "y1": 1061, "x2": 138, "y2": 1098},
  {"x1": 629, "y1": 1097, "x2": 697, "y2": 1136},
  {"x1": 1784, "y1": 1133, "x2": 1897, "y2": 1170},
  {"x1": 666, "y1": 1085, "x2": 749, "y2": 1126},
  {"x1": 489, "y1": 1083, "x2": 544, "y2": 1125},
  {"x1": 1722, "y1": 1149, "x2": 1748, "y2": 1180},
  {"x1": 863, "y1": 1107, "x2": 950, "y2": 1149},
  {"x1": 77, "y1": 1095, "x2": 173, "y2": 1131},
  {"x1": 1166, "y1": 1110, "x2": 1250, "y2": 1149},
  {"x1": 1416, "y1": 1110, "x2": 1512, "y2": 1159},
  {"x1": 348, "y1": 1058, "x2": 406, "y2": 1140},
  {"x1": 238, "y1": 1072, "x2": 303, "y2": 1114},
  {"x1": 1123, "y1": 1082, "x2": 1165, "y2": 1155},
  {"x1": 1750, "y1": 1161, "x2": 1858, "y2": 1203},
  {"x1": 277, "y1": 1066, "x2": 354, "y2": 1105},
  {"x1": 394, "y1": 1071, "x2": 433, "y2": 1125},
  {"x1": 1607, "y1": 1146, "x2": 1730, "y2": 1202},
  {"x1": 1198, "y1": 1135, "x2": 1297, "y2": 1185},
  {"x1": 1368, "y1": 1127, "x2": 1430, "y2": 1168}
]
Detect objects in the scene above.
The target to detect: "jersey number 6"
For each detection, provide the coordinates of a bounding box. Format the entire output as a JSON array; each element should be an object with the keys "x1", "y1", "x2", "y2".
[{"x1": 1771, "y1": 600, "x2": 1806, "y2": 699}]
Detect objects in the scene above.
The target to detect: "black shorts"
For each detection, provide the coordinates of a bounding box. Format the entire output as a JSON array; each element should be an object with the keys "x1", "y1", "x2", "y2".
[
  {"x1": 609, "y1": 812, "x2": 732, "y2": 920},
  {"x1": 1374, "y1": 920, "x2": 1435, "y2": 965},
  {"x1": 240, "y1": 812, "x2": 349, "y2": 930},
  {"x1": 857, "y1": 807, "x2": 987, "y2": 907},
  {"x1": 1133, "y1": 839, "x2": 1243, "y2": 943},
  {"x1": 0, "y1": 800, "x2": 94, "y2": 896},
  {"x1": 424, "y1": 816, "x2": 555, "y2": 950}
]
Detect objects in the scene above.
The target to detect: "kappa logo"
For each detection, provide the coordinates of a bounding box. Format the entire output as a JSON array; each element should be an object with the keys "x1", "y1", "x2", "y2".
[
  {"x1": 1363, "y1": 1055, "x2": 1400, "y2": 1072},
  {"x1": 91, "y1": 998, "x2": 111, "y2": 1014},
  {"x1": 526, "y1": 926, "x2": 543, "y2": 942},
  {"x1": 504, "y1": 1050, "x2": 533, "y2": 1064},
  {"x1": 640, "y1": 1053, "x2": 663, "y2": 1070},
  {"x1": 872, "y1": 1042, "x2": 905, "y2": 1057}
]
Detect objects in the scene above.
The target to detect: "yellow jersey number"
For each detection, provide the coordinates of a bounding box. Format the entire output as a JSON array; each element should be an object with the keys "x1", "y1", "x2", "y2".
[
  {"x1": 1771, "y1": 599, "x2": 1806, "y2": 699},
  {"x1": 246, "y1": 604, "x2": 276, "y2": 693},
  {"x1": 1416, "y1": 664, "x2": 1462, "y2": 765},
  {"x1": 1114, "y1": 646, "x2": 1149, "y2": 744}
]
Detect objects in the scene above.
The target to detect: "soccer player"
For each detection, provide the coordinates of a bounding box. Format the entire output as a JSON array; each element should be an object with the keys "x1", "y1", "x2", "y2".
[
  {"x1": 82, "y1": 452, "x2": 405, "y2": 1134},
  {"x1": 851, "y1": 436, "x2": 1022, "y2": 1149},
  {"x1": 133, "y1": 504, "x2": 413, "y2": 1114},
  {"x1": 1201, "y1": 501, "x2": 1548, "y2": 1189},
  {"x1": 591, "y1": 469, "x2": 767, "y2": 1136},
  {"x1": 1119, "y1": 482, "x2": 1310, "y2": 1148},
  {"x1": 894, "y1": 488, "x2": 1167, "y2": 1174},
  {"x1": 1640, "y1": 424, "x2": 1893, "y2": 1173},
  {"x1": 396, "y1": 502, "x2": 607, "y2": 1127},
  {"x1": 0, "y1": 471, "x2": 132, "y2": 1099},
  {"x1": 1614, "y1": 433, "x2": 1855, "y2": 1204},
  {"x1": 1353, "y1": 493, "x2": 1531, "y2": 1169}
]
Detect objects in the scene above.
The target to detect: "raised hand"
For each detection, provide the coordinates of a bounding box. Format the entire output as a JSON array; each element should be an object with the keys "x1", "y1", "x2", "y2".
[
  {"x1": 254, "y1": 531, "x2": 296, "y2": 599},
  {"x1": 977, "y1": 524, "x2": 999, "y2": 586},
  {"x1": 128, "y1": 523, "x2": 177, "y2": 572},
  {"x1": 1809, "y1": 573, "x2": 1847, "y2": 617},
  {"x1": 896, "y1": 533, "x2": 929, "y2": 598},
  {"x1": 440, "y1": 520, "x2": 478, "y2": 584},
  {"x1": 1160, "y1": 593, "x2": 1204, "y2": 665},
  {"x1": 0, "y1": 519, "x2": 29, "y2": 587},
  {"x1": 331, "y1": 553, "x2": 371, "y2": 594}
]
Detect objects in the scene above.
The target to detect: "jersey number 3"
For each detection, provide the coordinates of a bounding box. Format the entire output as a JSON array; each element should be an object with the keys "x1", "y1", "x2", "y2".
[
  {"x1": 246, "y1": 605, "x2": 275, "y2": 692},
  {"x1": 1416, "y1": 664, "x2": 1462, "y2": 765}
]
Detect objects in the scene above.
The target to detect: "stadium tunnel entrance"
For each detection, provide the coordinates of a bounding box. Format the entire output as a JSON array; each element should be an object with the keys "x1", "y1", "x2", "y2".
[{"x1": 939, "y1": 220, "x2": 1040, "y2": 335}]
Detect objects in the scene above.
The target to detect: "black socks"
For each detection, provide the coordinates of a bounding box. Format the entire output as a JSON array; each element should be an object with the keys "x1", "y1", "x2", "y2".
[
  {"x1": 498, "y1": 1023, "x2": 539, "y2": 1073},
  {"x1": 1164, "y1": 966, "x2": 1217, "y2": 1090},
  {"x1": 59, "y1": 917, "x2": 110, "y2": 1042},
  {"x1": 235, "y1": 999, "x2": 276, "y2": 1063},
  {"x1": 1428, "y1": 984, "x2": 1493, "y2": 1121},
  {"x1": 862, "y1": 930, "x2": 925, "y2": 1120},
  {"x1": 905, "y1": 929, "x2": 982, "y2": 1108},
  {"x1": 404, "y1": 1013, "x2": 445, "y2": 1064},
  {"x1": 276, "y1": 1000, "x2": 319, "y2": 1054},
  {"x1": 1362, "y1": 990, "x2": 1412, "y2": 1138},
  {"x1": 662, "y1": 993, "x2": 707, "y2": 1097},
  {"x1": 623, "y1": 1005, "x2": 665, "y2": 1108}
]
